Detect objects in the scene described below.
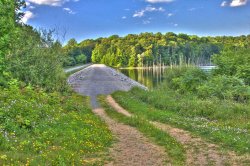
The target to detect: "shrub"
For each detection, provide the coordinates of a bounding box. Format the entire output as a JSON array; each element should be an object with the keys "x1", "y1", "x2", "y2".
[
  {"x1": 213, "y1": 48, "x2": 250, "y2": 85},
  {"x1": 165, "y1": 67, "x2": 208, "y2": 93},
  {"x1": 197, "y1": 75, "x2": 249, "y2": 102}
]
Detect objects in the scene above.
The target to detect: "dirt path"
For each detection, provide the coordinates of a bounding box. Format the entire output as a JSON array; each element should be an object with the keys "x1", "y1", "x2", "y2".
[
  {"x1": 92, "y1": 108, "x2": 166, "y2": 166},
  {"x1": 69, "y1": 64, "x2": 167, "y2": 165},
  {"x1": 106, "y1": 95, "x2": 250, "y2": 166}
]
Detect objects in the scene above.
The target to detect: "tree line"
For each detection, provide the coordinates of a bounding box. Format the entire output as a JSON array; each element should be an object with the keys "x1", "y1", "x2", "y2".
[{"x1": 64, "y1": 32, "x2": 250, "y2": 67}]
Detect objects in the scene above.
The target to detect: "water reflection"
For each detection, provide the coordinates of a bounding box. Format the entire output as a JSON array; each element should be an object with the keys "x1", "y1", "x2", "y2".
[
  {"x1": 117, "y1": 68, "x2": 167, "y2": 89},
  {"x1": 118, "y1": 66, "x2": 215, "y2": 89}
]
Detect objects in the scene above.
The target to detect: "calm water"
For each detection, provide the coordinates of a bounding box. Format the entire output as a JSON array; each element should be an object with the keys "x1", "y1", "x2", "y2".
[
  {"x1": 117, "y1": 68, "x2": 167, "y2": 89},
  {"x1": 118, "y1": 66, "x2": 216, "y2": 89}
]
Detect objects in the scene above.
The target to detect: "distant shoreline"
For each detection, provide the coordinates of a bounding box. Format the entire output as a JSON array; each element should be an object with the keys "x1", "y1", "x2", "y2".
[{"x1": 119, "y1": 65, "x2": 216, "y2": 70}]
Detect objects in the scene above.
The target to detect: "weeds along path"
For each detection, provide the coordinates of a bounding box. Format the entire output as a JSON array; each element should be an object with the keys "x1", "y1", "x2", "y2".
[
  {"x1": 106, "y1": 95, "x2": 248, "y2": 166},
  {"x1": 92, "y1": 107, "x2": 166, "y2": 166}
]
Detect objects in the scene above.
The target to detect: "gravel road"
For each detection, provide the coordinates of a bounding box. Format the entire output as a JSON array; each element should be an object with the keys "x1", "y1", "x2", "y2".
[{"x1": 68, "y1": 64, "x2": 147, "y2": 108}]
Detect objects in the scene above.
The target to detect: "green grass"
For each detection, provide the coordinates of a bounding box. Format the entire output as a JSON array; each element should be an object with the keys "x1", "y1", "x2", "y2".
[
  {"x1": 112, "y1": 87, "x2": 250, "y2": 155},
  {"x1": 99, "y1": 96, "x2": 186, "y2": 166},
  {"x1": 0, "y1": 86, "x2": 113, "y2": 165}
]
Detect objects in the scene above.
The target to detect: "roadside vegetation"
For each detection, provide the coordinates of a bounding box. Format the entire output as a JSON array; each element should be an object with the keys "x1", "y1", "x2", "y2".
[
  {"x1": 99, "y1": 96, "x2": 186, "y2": 166},
  {"x1": 112, "y1": 48, "x2": 250, "y2": 155},
  {"x1": 0, "y1": 1, "x2": 112, "y2": 164},
  {"x1": 0, "y1": 86, "x2": 112, "y2": 165}
]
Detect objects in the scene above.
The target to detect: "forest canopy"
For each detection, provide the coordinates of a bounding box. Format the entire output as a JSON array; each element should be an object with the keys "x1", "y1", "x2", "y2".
[{"x1": 64, "y1": 33, "x2": 250, "y2": 67}]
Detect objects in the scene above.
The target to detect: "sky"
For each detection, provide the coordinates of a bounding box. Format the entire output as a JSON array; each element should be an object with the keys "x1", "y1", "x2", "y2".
[{"x1": 23, "y1": 0, "x2": 250, "y2": 42}]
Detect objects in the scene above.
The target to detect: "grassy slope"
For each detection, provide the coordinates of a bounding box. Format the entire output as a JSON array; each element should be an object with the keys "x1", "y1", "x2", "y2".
[
  {"x1": 112, "y1": 88, "x2": 250, "y2": 154},
  {"x1": 0, "y1": 86, "x2": 112, "y2": 165},
  {"x1": 99, "y1": 96, "x2": 186, "y2": 166}
]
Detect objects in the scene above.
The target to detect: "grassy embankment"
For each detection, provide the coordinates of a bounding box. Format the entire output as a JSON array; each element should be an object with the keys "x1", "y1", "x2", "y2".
[
  {"x1": 0, "y1": 85, "x2": 113, "y2": 165},
  {"x1": 112, "y1": 67, "x2": 250, "y2": 155},
  {"x1": 65, "y1": 63, "x2": 92, "y2": 77},
  {"x1": 99, "y1": 96, "x2": 186, "y2": 166}
]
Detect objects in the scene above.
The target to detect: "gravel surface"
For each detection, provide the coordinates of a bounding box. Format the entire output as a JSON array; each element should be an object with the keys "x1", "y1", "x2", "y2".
[{"x1": 68, "y1": 64, "x2": 147, "y2": 108}]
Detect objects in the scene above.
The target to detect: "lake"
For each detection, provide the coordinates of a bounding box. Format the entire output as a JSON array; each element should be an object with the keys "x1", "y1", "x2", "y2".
[
  {"x1": 118, "y1": 66, "x2": 216, "y2": 89},
  {"x1": 117, "y1": 67, "x2": 167, "y2": 89}
]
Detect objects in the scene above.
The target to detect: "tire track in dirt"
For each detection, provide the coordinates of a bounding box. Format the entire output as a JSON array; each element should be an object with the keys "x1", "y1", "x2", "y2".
[
  {"x1": 107, "y1": 95, "x2": 250, "y2": 166},
  {"x1": 92, "y1": 107, "x2": 166, "y2": 166}
]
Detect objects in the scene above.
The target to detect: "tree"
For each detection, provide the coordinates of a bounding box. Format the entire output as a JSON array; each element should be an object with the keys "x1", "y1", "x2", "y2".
[
  {"x1": 0, "y1": 0, "x2": 25, "y2": 86},
  {"x1": 76, "y1": 54, "x2": 87, "y2": 64},
  {"x1": 213, "y1": 48, "x2": 250, "y2": 85},
  {"x1": 66, "y1": 32, "x2": 248, "y2": 68}
]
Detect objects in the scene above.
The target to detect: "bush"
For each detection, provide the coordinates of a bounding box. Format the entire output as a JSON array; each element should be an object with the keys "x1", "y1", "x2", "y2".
[
  {"x1": 8, "y1": 27, "x2": 67, "y2": 92},
  {"x1": 213, "y1": 48, "x2": 250, "y2": 85},
  {"x1": 165, "y1": 67, "x2": 208, "y2": 93},
  {"x1": 197, "y1": 75, "x2": 249, "y2": 102}
]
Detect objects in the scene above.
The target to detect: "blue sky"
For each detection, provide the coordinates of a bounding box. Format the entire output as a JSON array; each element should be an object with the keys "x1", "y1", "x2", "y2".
[{"x1": 23, "y1": 0, "x2": 250, "y2": 42}]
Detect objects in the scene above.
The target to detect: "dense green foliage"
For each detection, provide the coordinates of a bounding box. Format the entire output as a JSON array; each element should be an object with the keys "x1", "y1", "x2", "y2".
[
  {"x1": 64, "y1": 33, "x2": 250, "y2": 67},
  {"x1": 9, "y1": 27, "x2": 67, "y2": 91},
  {"x1": 0, "y1": 1, "x2": 113, "y2": 164},
  {"x1": 99, "y1": 96, "x2": 186, "y2": 166},
  {"x1": 0, "y1": 86, "x2": 112, "y2": 165},
  {"x1": 1, "y1": 0, "x2": 67, "y2": 91},
  {"x1": 164, "y1": 67, "x2": 249, "y2": 102},
  {"x1": 213, "y1": 48, "x2": 250, "y2": 85},
  {"x1": 0, "y1": 0, "x2": 17, "y2": 86},
  {"x1": 63, "y1": 39, "x2": 94, "y2": 66}
]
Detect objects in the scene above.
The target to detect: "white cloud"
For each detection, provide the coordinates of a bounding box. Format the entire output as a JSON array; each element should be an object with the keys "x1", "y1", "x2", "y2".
[
  {"x1": 122, "y1": 16, "x2": 127, "y2": 19},
  {"x1": 133, "y1": 6, "x2": 165, "y2": 18},
  {"x1": 143, "y1": 20, "x2": 151, "y2": 24},
  {"x1": 63, "y1": 7, "x2": 76, "y2": 14},
  {"x1": 26, "y1": 1, "x2": 31, "y2": 6},
  {"x1": 230, "y1": 0, "x2": 248, "y2": 7},
  {"x1": 145, "y1": 6, "x2": 165, "y2": 12},
  {"x1": 133, "y1": 11, "x2": 145, "y2": 17},
  {"x1": 21, "y1": 11, "x2": 35, "y2": 23},
  {"x1": 220, "y1": 0, "x2": 248, "y2": 7},
  {"x1": 169, "y1": 22, "x2": 178, "y2": 27},
  {"x1": 29, "y1": 6, "x2": 35, "y2": 9},
  {"x1": 27, "y1": 0, "x2": 64, "y2": 6},
  {"x1": 26, "y1": 1, "x2": 36, "y2": 9},
  {"x1": 188, "y1": 8, "x2": 196, "y2": 11},
  {"x1": 27, "y1": 0, "x2": 78, "y2": 6},
  {"x1": 167, "y1": 13, "x2": 173, "y2": 17},
  {"x1": 146, "y1": 0, "x2": 174, "y2": 3},
  {"x1": 221, "y1": 1, "x2": 228, "y2": 7}
]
